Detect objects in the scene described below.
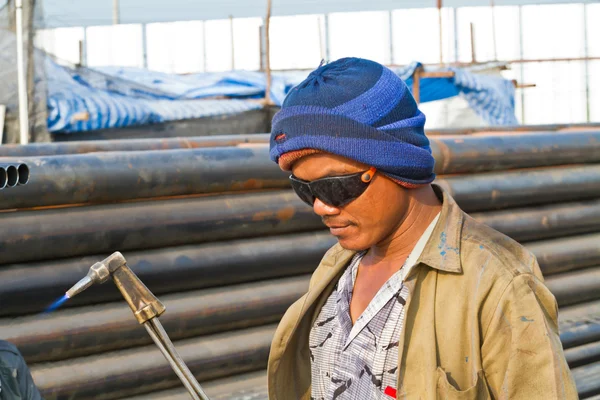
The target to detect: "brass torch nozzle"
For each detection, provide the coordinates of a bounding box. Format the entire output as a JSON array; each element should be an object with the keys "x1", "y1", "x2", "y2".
[{"x1": 66, "y1": 251, "x2": 165, "y2": 323}]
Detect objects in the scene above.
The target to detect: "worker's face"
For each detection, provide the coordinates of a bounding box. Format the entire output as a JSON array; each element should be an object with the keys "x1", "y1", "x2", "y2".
[{"x1": 291, "y1": 153, "x2": 411, "y2": 251}]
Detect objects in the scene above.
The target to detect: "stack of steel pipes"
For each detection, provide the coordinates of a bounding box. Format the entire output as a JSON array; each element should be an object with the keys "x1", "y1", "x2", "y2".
[
  {"x1": 0, "y1": 162, "x2": 29, "y2": 190},
  {"x1": 0, "y1": 129, "x2": 599, "y2": 399}
]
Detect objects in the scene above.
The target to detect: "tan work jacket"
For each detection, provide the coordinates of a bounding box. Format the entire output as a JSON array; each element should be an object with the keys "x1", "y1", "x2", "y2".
[{"x1": 267, "y1": 185, "x2": 577, "y2": 399}]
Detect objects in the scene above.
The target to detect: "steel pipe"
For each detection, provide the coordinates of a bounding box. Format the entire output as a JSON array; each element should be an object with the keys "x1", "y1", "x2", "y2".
[
  {"x1": 561, "y1": 322, "x2": 600, "y2": 350},
  {"x1": 0, "y1": 276, "x2": 308, "y2": 363},
  {"x1": 473, "y1": 200, "x2": 600, "y2": 243},
  {"x1": 0, "y1": 162, "x2": 29, "y2": 190},
  {"x1": 5, "y1": 164, "x2": 18, "y2": 187},
  {"x1": 3, "y1": 133, "x2": 600, "y2": 208},
  {"x1": 2, "y1": 229, "x2": 598, "y2": 316},
  {"x1": 123, "y1": 371, "x2": 267, "y2": 400},
  {"x1": 427, "y1": 123, "x2": 600, "y2": 135},
  {"x1": 526, "y1": 233, "x2": 600, "y2": 275},
  {"x1": 565, "y1": 341, "x2": 600, "y2": 369},
  {"x1": 0, "y1": 134, "x2": 271, "y2": 157},
  {"x1": 30, "y1": 324, "x2": 275, "y2": 400},
  {"x1": 545, "y1": 268, "x2": 600, "y2": 307},
  {"x1": 4, "y1": 131, "x2": 600, "y2": 176},
  {"x1": 16, "y1": 162, "x2": 29, "y2": 184},
  {"x1": 572, "y1": 361, "x2": 600, "y2": 398},
  {"x1": 0, "y1": 231, "x2": 332, "y2": 316},
  {"x1": 0, "y1": 165, "x2": 6, "y2": 189},
  {"x1": 436, "y1": 165, "x2": 600, "y2": 212},
  {"x1": 429, "y1": 130, "x2": 600, "y2": 175},
  {"x1": 0, "y1": 146, "x2": 287, "y2": 209},
  {"x1": 0, "y1": 191, "x2": 322, "y2": 265},
  {"x1": 559, "y1": 300, "x2": 600, "y2": 331}
]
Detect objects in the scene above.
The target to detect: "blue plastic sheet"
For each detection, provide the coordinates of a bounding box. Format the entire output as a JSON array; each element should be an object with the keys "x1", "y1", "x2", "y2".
[{"x1": 46, "y1": 58, "x2": 517, "y2": 134}]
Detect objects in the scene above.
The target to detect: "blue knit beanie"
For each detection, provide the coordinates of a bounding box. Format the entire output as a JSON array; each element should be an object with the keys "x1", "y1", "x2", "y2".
[{"x1": 269, "y1": 57, "x2": 435, "y2": 188}]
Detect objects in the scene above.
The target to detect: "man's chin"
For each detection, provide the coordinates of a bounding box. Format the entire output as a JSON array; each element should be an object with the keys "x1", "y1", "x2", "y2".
[{"x1": 336, "y1": 236, "x2": 369, "y2": 252}]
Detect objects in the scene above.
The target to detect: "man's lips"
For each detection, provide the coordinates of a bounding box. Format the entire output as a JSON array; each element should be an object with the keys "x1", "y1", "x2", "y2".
[{"x1": 324, "y1": 222, "x2": 354, "y2": 235}]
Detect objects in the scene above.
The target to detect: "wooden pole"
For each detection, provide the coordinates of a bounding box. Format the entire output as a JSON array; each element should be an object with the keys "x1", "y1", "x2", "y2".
[
  {"x1": 412, "y1": 66, "x2": 423, "y2": 104},
  {"x1": 264, "y1": 0, "x2": 272, "y2": 105}
]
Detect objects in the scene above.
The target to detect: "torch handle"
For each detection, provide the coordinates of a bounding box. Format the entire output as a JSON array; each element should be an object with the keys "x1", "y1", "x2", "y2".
[
  {"x1": 150, "y1": 318, "x2": 211, "y2": 400},
  {"x1": 144, "y1": 320, "x2": 202, "y2": 400}
]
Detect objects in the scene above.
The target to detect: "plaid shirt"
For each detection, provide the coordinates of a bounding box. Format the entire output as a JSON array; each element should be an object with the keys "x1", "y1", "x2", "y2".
[{"x1": 309, "y1": 214, "x2": 440, "y2": 400}]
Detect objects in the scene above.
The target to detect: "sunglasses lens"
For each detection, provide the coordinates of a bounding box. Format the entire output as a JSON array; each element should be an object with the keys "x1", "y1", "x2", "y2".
[
  {"x1": 311, "y1": 174, "x2": 369, "y2": 207},
  {"x1": 290, "y1": 178, "x2": 315, "y2": 206}
]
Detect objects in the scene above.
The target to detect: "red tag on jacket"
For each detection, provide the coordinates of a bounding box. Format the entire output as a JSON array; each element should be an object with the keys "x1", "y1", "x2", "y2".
[{"x1": 384, "y1": 386, "x2": 397, "y2": 398}]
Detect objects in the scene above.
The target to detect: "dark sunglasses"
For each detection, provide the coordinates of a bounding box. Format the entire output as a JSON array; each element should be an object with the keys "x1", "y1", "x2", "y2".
[{"x1": 289, "y1": 167, "x2": 377, "y2": 207}]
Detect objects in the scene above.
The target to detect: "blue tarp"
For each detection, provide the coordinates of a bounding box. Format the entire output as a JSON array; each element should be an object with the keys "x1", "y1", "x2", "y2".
[{"x1": 46, "y1": 58, "x2": 518, "y2": 133}]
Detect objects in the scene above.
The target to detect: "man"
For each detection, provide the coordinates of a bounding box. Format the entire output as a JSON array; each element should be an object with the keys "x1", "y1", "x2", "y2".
[
  {"x1": 266, "y1": 58, "x2": 577, "y2": 399},
  {"x1": 0, "y1": 340, "x2": 43, "y2": 400}
]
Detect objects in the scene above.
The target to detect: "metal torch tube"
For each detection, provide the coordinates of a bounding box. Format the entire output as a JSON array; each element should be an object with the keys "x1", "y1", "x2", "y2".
[
  {"x1": 143, "y1": 321, "x2": 201, "y2": 400},
  {"x1": 150, "y1": 318, "x2": 210, "y2": 400}
]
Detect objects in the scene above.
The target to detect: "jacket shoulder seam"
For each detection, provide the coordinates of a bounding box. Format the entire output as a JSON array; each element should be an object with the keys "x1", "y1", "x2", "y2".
[
  {"x1": 481, "y1": 270, "x2": 537, "y2": 338},
  {"x1": 462, "y1": 235, "x2": 533, "y2": 278}
]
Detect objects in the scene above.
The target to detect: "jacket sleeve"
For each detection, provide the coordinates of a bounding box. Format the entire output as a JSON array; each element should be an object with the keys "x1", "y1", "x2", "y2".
[{"x1": 480, "y1": 272, "x2": 578, "y2": 400}]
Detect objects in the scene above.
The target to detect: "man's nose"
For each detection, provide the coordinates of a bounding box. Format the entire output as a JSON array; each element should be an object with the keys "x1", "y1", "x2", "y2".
[{"x1": 313, "y1": 197, "x2": 341, "y2": 217}]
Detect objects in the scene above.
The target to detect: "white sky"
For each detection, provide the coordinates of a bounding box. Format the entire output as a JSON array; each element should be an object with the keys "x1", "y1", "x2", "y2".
[{"x1": 33, "y1": 3, "x2": 600, "y2": 125}]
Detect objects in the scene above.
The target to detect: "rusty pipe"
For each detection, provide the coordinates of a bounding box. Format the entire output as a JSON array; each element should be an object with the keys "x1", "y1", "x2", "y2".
[
  {"x1": 474, "y1": 200, "x2": 600, "y2": 243},
  {"x1": 5, "y1": 164, "x2": 18, "y2": 187},
  {"x1": 0, "y1": 191, "x2": 322, "y2": 265},
  {"x1": 426, "y1": 123, "x2": 600, "y2": 135},
  {"x1": 3, "y1": 132, "x2": 600, "y2": 209},
  {"x1": 30, "y1": 324, "x2": 275, "y2": 400},
  {"x1": 0, "y1": 146, "x2": 287, "y2": 210},
  {"x1": 565, "y1": 341, "x2": 600, "y2": 369},
  {"x1": 0, "y1": 134, "x2": 271, "y2": 157},
  {"x1": 123, "y1": 371, "x2": 268, "y2": 400},
  {"x1": 429, "y1": 130, "x2": 600, "y2": 175},
  {"x1": 0, "y1": 276, "x2": 308, "y2": 363},
  {"x1": 526, "y1": 233, "x2": 600, "y2": 275},
  {"x1": 16, "y1": 162, "x2": 29, "y2": 184},
  {"x1": 561, "y1": 321, "x2": 600, "y2": 350},
  {"x1": 545, "y1": 267, "x2": 600, "y2": 307},
  {"x1": 0, "y1": 232, "x2": 332, "y2": 316},
  {"x1": 571, "y1": 361, "x2": 600, "y2": 398},
  {"x1": 436, "y1": 165, "x2": 600, "y2": 212},
  {"x1": 1, "y1": 229, "x2": 598, "y2": 316},
  {"x1": 0, "y1": 162, "x2": 29, "y2": 189},
  {"x1": 0, "y1": 166, "x2": 6, "y2": 189},
  {"x1": 559, "y1": 299, "x2": 600, "y2": 331},
  {"x1": 4, "y1": 132, "x2": 600, "y2": 176}
]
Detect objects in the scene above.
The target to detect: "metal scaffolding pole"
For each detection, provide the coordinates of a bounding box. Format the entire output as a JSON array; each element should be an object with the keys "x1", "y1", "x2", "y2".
[
  {"x1": 112, "y1": 0, "x2": 120, "y2": 24},
  {"x1": 15, "y1": 0, "x2": 29, "y2": 144}
]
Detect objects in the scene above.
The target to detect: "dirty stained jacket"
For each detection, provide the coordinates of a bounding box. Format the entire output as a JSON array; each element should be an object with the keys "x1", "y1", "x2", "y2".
[{"x1": 267, "y1": 185, "x2": 578, "y2": 399}]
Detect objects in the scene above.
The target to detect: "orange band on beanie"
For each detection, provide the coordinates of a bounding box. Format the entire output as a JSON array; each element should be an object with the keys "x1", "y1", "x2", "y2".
[{"x1": 278, "y1": 149, "x2": 425, "y2": 190}]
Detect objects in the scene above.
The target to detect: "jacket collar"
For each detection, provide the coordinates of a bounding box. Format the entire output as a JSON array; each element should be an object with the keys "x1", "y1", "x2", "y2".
[{"x1": 416, "y1": 184, "x2": 464, "y2": 274}]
